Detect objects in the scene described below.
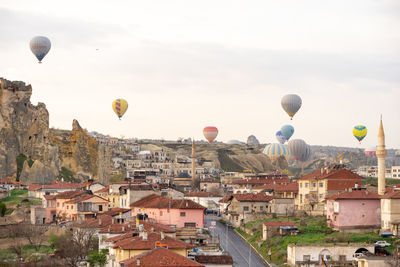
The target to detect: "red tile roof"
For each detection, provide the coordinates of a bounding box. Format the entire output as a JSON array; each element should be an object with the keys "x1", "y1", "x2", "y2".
[
  {"x1": 113, "y1": 232, "x2": 194, "y2": 250},
  {"x1": 0, "y1": 179, "x2": 18, "y2": 185},
  {"x1": 120, "y1": 247, "x2": 204, "y2": 267},
  {"x1": 130, "y1": 194, "x2": 205, "y2": 210},
  {"x1": 218, "y1": 195, "x2": 233, "y2": 203},
  {"x1": 54, "y1": 190, "x2": 87, "y2": 199},
  {"x1": 184, "y1": 192, "x2": 222, "y2": 198},
  {"x1": 65, "y1": 195, "x2": 109, "y2": 204},
  {"x1": 232, "y1": 177, "x2": 290, "y2": 185},
  {"x1": 275, "y1": 182, "x2": 299, "y2": 192},
  {"x1": 263, "y1": 221, "x2": 297, "y2": 227},
  {"x1": 252, "y1": 184, "x2": 279, "y2": 190},
  {"x1": 299, "y1": 169, "x2": 362, "y2": 181},
  {"x1": 29, "y1": 182, "x2": 89, "y2": 190},
  {"x1": 382, "y1": 190, "x2": 400, "y2": 199},
  {"x1": 102, "y1": 208, "x2": 131, "y2": 217},
  {"x1": 328, "y1": 190, "x2": 380, "y2": 200},
  {"x1": 44, "y1": 195, "x2": 56, "y2": 200},
  {"x1": 194, "y1": 255, "x2": 233, "y2": 264},
  {"x1": 200, "y1": 178, "x2": 220, "y2": 183},
  {"x1": 95, "y1": 186, "x2": 109, "y2": 193},
  {"x1": 73, "y1": 214, "x2": 113, "y2": 228},
  {"x1": 327, "y1": 180, "x2": 360, "y2": 191},
  {"x1": 232, "y1": 193, "x2": 273, "y2": 202},
  {"x1": 100, "y1": 220, "x2": 176, "y2": 235}
]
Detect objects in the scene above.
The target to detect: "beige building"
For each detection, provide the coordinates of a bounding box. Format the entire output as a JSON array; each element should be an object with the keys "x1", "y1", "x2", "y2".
[
  {"x1": 200, "y1": 178, "x2": 221, "y2": 192},
  {"x1": 297, "y1": 167, "x2": 362, "y2": 214},
  {"x1": 381, "y1": 190, "x2": 400, "y2": 235}
]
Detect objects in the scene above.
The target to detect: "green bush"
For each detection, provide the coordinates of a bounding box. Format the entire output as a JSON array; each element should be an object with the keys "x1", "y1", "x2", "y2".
[
  {"x1": 0, "y1": 202, "x2": 6, "y2": 216},
  {"x1": 16, "y1": 154, "x2": 27, "y2": 181}
]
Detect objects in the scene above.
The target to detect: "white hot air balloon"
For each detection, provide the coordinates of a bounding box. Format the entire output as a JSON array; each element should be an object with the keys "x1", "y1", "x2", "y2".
[
  {"x1": 281, "y1": 94, "x2": 302, "y2": 120},
  {"x1": 30, "y1": 36, "x2": 51, "y2": 63}
]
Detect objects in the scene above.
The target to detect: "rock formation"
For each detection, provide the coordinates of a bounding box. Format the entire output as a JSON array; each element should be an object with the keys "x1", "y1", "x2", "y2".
[
  {"x1": 0, "y1": 78, "x2": 112, "y2": 184},
  {"x1": 247, "y1": 135, "x2": 260, "y2": 146}
]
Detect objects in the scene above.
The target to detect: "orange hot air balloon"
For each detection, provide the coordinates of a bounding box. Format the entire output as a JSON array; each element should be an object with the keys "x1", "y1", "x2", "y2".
[{"x1": 203, "y1": 126, "x2": 218, "y2": 143}]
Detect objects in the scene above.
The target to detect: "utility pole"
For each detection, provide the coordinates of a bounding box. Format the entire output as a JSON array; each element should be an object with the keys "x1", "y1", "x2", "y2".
[{"x1": 248, "y1": 241, "x2": 252, "y2": 267}]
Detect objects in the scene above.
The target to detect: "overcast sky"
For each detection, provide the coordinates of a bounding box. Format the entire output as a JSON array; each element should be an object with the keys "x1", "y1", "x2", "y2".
[{"x1": 1, "y1": 0, "x2": 399, "y2": 148}]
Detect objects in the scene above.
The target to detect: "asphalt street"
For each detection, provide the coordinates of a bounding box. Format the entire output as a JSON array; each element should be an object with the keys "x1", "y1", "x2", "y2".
[{"x1": 205, "y1": 215, "x2": 269, "y2": 267}]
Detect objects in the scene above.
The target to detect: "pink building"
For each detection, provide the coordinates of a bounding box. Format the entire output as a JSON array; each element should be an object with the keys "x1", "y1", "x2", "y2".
[
  {"x1": 130, "y1": 194, "x2": 206, "y2": 228},
  {"x1": 326, "y1": 189, "x2": 381, "y2": 232}
]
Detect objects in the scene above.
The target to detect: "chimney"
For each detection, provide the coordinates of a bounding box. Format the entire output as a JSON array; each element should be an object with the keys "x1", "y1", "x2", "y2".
[
  {"x1": 136, "y1": 259, "x2": 140, "y2": 266},
  {"x1": 321, "y1": 168, "x2": 323, "y2": 174},
  {"x1": 186, "y1": 202, "x2": 188, "y2": 207},
  {"x1": 108, "y1": 226, "x2": 111, "y2": 233},
  {"x1": 112, "y1": 218, "x2": 115, "y2": 224},
  {"x1": 349, "y1": 188, "x2": 352, "y2": 192},
  {"x1": 99, "y1": 218, "x2": 102, "y2": 225},
  {"x1": 142, "y1": 231, "x2": 148, "y2": 241},
  {"x1": 161, "y1": 231, "x2": 165, "y2": 240},
  {"x1": 366, "y1": 191, "x2": 369, "y2": 195},
  {"x1": 151, "y1": 227, "x2": 154, "y2": 232},
  {"x1": 122, "y1": 226, "x2": 125, "y2": 232}
]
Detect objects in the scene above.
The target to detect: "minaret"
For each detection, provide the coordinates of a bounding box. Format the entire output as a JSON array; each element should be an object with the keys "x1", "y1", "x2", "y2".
[
  {"x1": 377, "y1": 117, "x2": 387, "y2": 195},
  {"x1": 191, "y1": 139, "x2": 196, "y2": 187}
]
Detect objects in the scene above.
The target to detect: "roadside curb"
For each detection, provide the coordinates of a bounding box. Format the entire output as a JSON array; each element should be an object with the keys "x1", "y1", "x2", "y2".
[{"x1": 234, "y1": 228, "x2": 274, "y2": 267}]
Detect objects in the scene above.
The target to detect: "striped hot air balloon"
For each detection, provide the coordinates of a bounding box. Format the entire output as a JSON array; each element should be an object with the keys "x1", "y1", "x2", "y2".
[
  {"x1": 288, "y1": 139, "x2": 310, "y2": 162},
  {"x1": 30, "y1": 36, "x2": 51, "y2": 63},
  {"x1": 203, "y1": 126, "x2": 218, "y2": 143},
  {"x1": 353, "y1": 125, "x2": 367, "y2": 143},
  {"x1": 365, "y1": 146, "x2": 377, "y2": 157},
  {"x1": 263, "y1": 143, "x2": 290, "y2": 160},
  {"x1": 112, "y1": 99, "x2": 128, "y2": 119},
  {"x1": 281, "y1": 94, "x2": 302, "y2": 120}
]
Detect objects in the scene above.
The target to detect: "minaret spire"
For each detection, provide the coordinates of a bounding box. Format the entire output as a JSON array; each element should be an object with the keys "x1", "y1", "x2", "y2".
[
  {"x1": 191, "y1": 139, "x2": 196, "y2": 188},
  {"x1": 377, "y1": 116, "x2": 387, "y2": 195}
]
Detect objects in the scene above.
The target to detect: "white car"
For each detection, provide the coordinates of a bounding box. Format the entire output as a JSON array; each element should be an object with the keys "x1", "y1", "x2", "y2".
[{"x1": 374, "y1": 240, "x2": 391, "y2": 247}]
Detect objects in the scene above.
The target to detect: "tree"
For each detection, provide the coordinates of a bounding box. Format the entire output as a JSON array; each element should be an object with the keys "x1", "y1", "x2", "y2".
[
  {"x1": 0, "y1": 202, "x2": 7, "y2": 216},
  {"x1": 51, "y1": 228, "x2": 98, "y2": 267},
  {"x1": 88, "y1": 249, "x2": 108, "y2": 267}
]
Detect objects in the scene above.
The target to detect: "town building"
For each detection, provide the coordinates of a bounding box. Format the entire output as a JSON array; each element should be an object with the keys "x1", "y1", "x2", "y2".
[
  {"x1": 184, "y1": 192, "x2": 222, "y2": 211},
  {"x1": 262, "y1": 221, "x2": 298, "y2": 240},
  {"x1": 326, "y1": 189, "x2": 381, "y2": 232},
  {"x1": 199, "y1": 178, "x2": 221, "y2": 192},
  {"x1": 130, "y1": 194, "x2": 206, "y2": 228},
  {"x1": 380, "y1": 190, "x2": 400, "y2": 235}
]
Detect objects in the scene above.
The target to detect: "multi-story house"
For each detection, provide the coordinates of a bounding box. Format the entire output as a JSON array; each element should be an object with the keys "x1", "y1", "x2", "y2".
[
  {"x1": 381, "y1": 190, "x2": 400, "y2": 235},
  {"x1": 130, "y1": 194, "x2": 206, "y2": 228},
  {"x1": 184, "y1": 192, "x2": 222, "y2": 211},
  {"x1": 297, "y1": 167, "x2": 362, "y2": 215}
]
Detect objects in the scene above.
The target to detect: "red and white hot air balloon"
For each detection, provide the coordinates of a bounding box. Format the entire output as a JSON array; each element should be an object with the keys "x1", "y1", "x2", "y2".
[{"x1": 203, "y1": 126, "x2": 218, "y2": 143}]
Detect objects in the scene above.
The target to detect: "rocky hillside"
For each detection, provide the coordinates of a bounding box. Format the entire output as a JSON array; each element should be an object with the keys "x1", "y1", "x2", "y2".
[{"x1": 0, "y1": 78, "x2": 112, "y2": 184}]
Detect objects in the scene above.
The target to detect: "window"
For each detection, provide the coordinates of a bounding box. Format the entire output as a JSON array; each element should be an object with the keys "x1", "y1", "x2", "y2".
[
  {"x1": 184, "y1": 222, "x2": 196, "y2": 227},
  {"x1": 243, "y1": 206, "x2": 249, "y2": 211},
  {"x1": 339, "y1": 255, "x2": 346, "y2": 262},
  {"x1": 319, "y1": 194, "x2": 323, "y2": 199},
  {"x1": 160, "y1": 211, "x2": 163, "y2": 216},
  {"x1": 300, "y1": 194, "x2": 303, "y2": 203},
  {"x1": 300, "y1": 183, "x2": 302, "y2": 188},
  {"x1": 259, "y1": 206, "x2": 263, "y2": 211},
  {"x1": 180, "y1": 212, "x2": 186, "y2": 217},
  {"x1": 305, "y1": 183, "x2": 309, "y2": 188},
  {"x1": 57, "y1": 202, "x2": 59, "y2": 207},
  {"x1": 303, "y1": 255, "x2": 310, "y2": 261},
  {"x1": 319, "y1": 182, "x2": 323, "y2": 188},
  {"x1": 305, "y1": 194, "x2": 309, "y2": 199},
  {"x1": 99, "y1": 205, "x2": 103, "y2": 211},
  {"x1": 313, "y1": 183, "x2": 316, "y2": 187}
]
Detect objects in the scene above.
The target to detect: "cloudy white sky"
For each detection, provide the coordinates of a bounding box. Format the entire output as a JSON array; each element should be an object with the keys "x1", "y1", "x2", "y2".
[{"x1": 1, "y1": 0, "x2": 399, "y2": 148}]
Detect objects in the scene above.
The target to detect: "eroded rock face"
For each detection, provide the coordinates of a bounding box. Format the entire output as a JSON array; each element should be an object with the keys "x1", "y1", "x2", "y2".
[
  {"x1": 0, "y1": 78, "x2": 112, "y2": 183},
  {"x1": 247, "y1": 135, "x2": 260, "y2": 146}
]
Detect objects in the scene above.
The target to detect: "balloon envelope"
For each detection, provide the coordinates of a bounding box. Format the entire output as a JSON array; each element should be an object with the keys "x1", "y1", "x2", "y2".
[
  {"x1": 203, "y1": 126, "x2": 218, "y2": 143},
  {"x1": 288, "y1": 139, "x2": 310, "y2": 162},
  {"x1": 365, "y1": 146, "x2": 377, "y2": 157},
  {"x1": 112, "y1": 99, "x2": 128, "y2": 119},
  {"x1": 281, "y1": 125, "x2": 294, "y2": 141},
  {"x1": 276, "y1": 131, "x2": 286, "y2": 144},
  {"x1": 263, "y1": 143, "x2": 290, "y2": 160},
  {"x1": 30, "y1": 36, "x2": 51, "y2": 63},
  {"x1": 281, "y1": 94, "x2": 302, "y2": 119},
  {"x1": 353, "y1": 125, "x2": 367, "y2": 143}
]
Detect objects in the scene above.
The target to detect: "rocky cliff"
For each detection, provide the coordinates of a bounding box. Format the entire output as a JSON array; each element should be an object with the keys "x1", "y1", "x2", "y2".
[{"x1": 0, "y1": 78, "x2": 112, "y2": 184}]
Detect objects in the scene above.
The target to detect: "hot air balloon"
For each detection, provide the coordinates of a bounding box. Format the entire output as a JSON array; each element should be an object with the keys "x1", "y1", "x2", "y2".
[
  {"x1": 281, "y1": 125, "x2": 294, "y2": 141},
  {"x1": 203, "y1": 126, "x2": 218, "y2": 143},
  {"x1": 288, "y1": 139, "x2": 310, "y2": 162},
  {"x1": 30, "y1": 36, "x2": 51, "y2": 63},
  {"x1": 276, "y1": 131, "x2": 287, "y2": 144},
  {"x1": 112, "y1": 99, "x2": 128, "y2": 119},
  {"x1": 263, "y1": 143, "x2": 290, "y2": 160},
  {"x1": 281, "y1": 94, "x2": 302, "y2": 120},
  {"x1": 353, "y1": 125, "x2": 367, "y2": 143},
  {"x1": 365, "y1": 146, "x2": 377, "y2": 157}
]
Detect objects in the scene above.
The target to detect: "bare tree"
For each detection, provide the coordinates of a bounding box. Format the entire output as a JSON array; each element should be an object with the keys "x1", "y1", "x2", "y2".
[
  {"x1": 51, "y1": 228, "x2": 98, "y2": 267},
  {"x1": 7, "y1": 224, "x2": 27, "y2": 261}
]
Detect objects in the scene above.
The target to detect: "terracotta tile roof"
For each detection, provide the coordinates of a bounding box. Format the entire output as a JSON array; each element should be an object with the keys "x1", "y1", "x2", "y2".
[
  {"x1": 275, "y1": 182, "x2": 299, "y2": 192},
  {"x1": 299, "y1": 169, "x2": 362, "y2": 181},
  {"x1": 102, "y1": 208, "x2": 131, "y2": 217},
  {"x1": 0, "y1": 179, "x2": 18, "y2": 185},
  {"x1": 95, "y1": 186, "x2": 109, "y2": 193},
  {"x1": 65, "y1": 194, "x2": 109, "y2": 204},
  {"x1": 120, "y1": 247, "x2": 204, "y2": 267},
  {"x1": 54, "y1": 190, "x2": 87, "y2": 199},
  {"x1": 28, "y1": 185, "x2": 42, "y2": 191},
  {"x1": 130, "y1": 194, "x2": 205, "y2": 210},
  {"x1": 232, "y1": 193, "x2": 273, "y2": 202},
  {"x1": 184, "y1": 192, "x2": 222, "y2": 198},
  {"x1": 218, "y1": 194, "x2": 233, "y2": 203},
  {"x1": 263, "y1": 221, "x2": 297, "y2": 227},
  {"x1": 382, "y1": 190, "x2": 400, "y2": 199},
  {"x1": 328, "y1": 190, "x2": 380, "y2": 200},
  {"x1": 253, "y1": 184, "x2": 279, "y2": 190},
  {"x1": 105, "y1": 231, "x2": 137, "y2": 242},
  {"x1": 200, "y1": 178, "x2": 220, "y2": 183},
  {"x1": 44, "y1": 195, "x2": 56, "y2": 200},
  {"x1": 99, "y1": 220, "x2": 176, "y2": 234},
  {"x1": 232, "y1": 177, "x2": 290, "y2": 185},
  {"x1": 194, "y1": 255, "x2": 233, "y2": 264},
  {"x1": 113, "y1": 232, "x2": 194, "y2": 250},
  {"x1": 327, "y1": 180, "x2": 360, "y2": 191}
]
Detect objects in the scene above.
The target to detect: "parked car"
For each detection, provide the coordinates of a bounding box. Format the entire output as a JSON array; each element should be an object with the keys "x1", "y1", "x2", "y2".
[{"x1": 374, "y1": 240, "x2": 391, "y2": 247}]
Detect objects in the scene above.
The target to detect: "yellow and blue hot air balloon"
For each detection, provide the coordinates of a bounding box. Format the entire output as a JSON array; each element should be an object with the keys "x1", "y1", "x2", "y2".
[
  {"x1": 263, "y1": 143, "x2": 290, "y2": 160},
  {"x1": 112, "y1": 99, "x2": 128, "y2": 119},
  {"x1": 353, "y1": 125, "x2": 367, "y2": 143}
]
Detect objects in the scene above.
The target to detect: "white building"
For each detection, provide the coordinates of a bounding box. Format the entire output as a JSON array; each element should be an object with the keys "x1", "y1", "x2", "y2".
[{"x1": 391, "y1": 166, "x2": 400, "y2": 179}]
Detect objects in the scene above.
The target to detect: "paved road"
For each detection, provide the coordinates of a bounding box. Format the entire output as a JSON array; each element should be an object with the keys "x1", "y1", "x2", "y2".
[{"x1": 205, "y1": 215, "x2": 269, "y2": 267}]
